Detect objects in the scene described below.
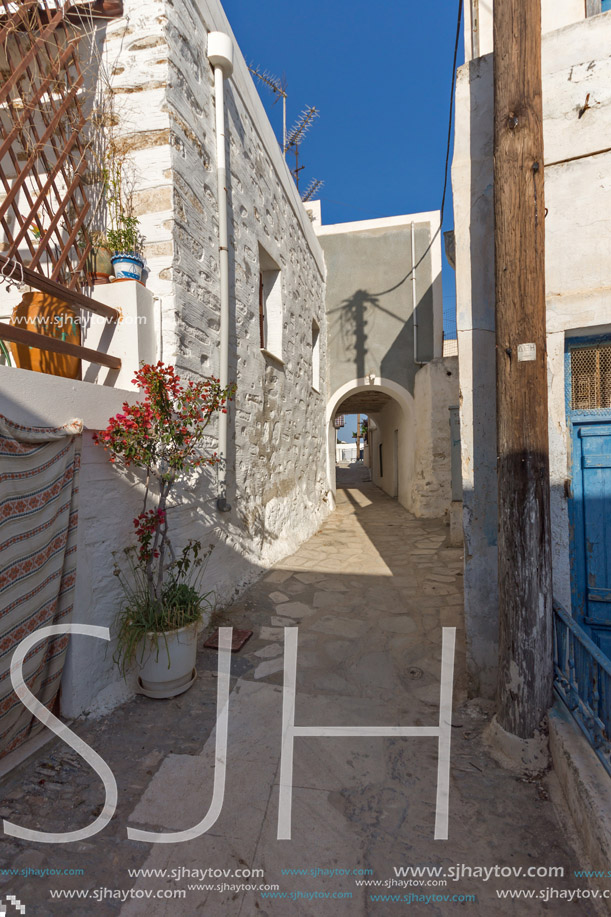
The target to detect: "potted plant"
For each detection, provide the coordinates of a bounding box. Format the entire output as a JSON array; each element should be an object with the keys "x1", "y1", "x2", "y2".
[
  {"x1": 103, "y1": 141, "x2": 146, "y2": 282},
  {"x1": 93, "y1": 362, "x2": 235, "y2": 697},
  {"x1": 85, "y1": 230, "x2": 114, "y2": 284},
  {"x1": 107, "y1": 214, "x2": 145, "y2": 282}
]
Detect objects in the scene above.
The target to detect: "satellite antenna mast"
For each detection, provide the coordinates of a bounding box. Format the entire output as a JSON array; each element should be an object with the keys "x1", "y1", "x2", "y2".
[
  {"x1": 248, "y1": 63, "x2": 288, "y2": 157},
  {"x1": 284, "y1": 106, "x2": 319, "y2": 190},
  {"x1": 301, "y1": 178, "x2": 324, "y2": 202}
]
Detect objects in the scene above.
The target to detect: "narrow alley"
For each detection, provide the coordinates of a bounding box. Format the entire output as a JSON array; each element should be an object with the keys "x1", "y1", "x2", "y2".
[{"x1": 0, "y1": 471, "x2": 591, "y2": 916}]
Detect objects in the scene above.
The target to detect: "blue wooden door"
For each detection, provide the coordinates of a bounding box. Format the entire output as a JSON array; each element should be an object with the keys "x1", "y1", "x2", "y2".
[{"x1": 570, "y1": 422, "x2": 611, "y2": 659}]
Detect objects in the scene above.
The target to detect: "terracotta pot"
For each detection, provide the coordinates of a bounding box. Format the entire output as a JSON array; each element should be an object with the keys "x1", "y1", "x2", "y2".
[
  {"x1": 10, "y1": 291, "x2": 81, "y2": 379},
  {"x1": 86, "y1": 245, "x2": 114, "y2": 285}
]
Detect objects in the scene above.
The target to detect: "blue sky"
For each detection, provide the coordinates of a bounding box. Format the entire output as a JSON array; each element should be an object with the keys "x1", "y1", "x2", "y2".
[
  {"x1": 223, "y1": 0, "x2": 465, "y2": 441},
  {"x1": 222, "y1": 0, "x2": 464, "y2": 347}
]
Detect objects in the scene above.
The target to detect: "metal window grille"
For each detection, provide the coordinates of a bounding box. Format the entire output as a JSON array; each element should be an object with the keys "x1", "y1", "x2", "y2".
[{"x1": 570, "y1": 344, "x2": 611, "y2": 411}]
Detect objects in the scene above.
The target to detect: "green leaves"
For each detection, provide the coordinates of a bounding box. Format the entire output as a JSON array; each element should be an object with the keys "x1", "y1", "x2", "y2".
[{"x1": 106, "y1": 214, "x2": 144, "y2": 255}]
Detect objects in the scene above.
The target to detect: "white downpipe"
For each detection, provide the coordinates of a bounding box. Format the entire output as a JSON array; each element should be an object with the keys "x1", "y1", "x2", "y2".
[
  {"x1": 411, "y1": 221, "x2": 419, "y2": 365},
  {"x1": 208, "y1": 33, "x2": 233, "y2": 512}
]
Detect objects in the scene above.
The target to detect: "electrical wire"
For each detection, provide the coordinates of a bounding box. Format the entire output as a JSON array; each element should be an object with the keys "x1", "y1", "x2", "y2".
[{"x1": 440, "y1": 0, "x2": 464, "y2": 226}]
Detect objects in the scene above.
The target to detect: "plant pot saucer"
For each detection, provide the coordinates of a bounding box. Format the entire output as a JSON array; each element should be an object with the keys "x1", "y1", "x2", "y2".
[
  {"x1": 137, "y1": 667, "x2": 197, "y2": 699},
  {"x1": 108, "y1": 276, "x2": 145, "y2": 286}
]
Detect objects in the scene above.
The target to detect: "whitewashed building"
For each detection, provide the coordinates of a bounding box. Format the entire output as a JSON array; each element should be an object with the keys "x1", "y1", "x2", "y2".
[
  {"x1": 453, "y1": 0, "x2": 611, "y2": 866},
  {"x1": 0, "y1": 0, "x2": 330, "y2": 725}
]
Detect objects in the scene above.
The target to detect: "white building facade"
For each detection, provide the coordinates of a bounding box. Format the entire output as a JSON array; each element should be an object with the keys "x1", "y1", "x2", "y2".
[
  {"x1": 454, "y1": 0, "x2": 611, "y2": 699},
  {"x1": 0, "y1": 0, "x2": 330, "y2": 724}
]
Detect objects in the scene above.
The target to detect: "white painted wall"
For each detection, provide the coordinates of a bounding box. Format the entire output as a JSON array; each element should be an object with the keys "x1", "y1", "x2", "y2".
[
  {"x1": 328, "y1": 362, "x2": 458, "y2": 520},
  {"x1": 1, "y1": 0, "x2": 331, "y2": 718},
  {"x1": 410, "y1": 357, "x2": 459, "y2": 518},
  {"x1": 367, "y1": 358, "x2": 458, "y2": 518},
  {"x1": 453, "y1": 12, "x2": 611, "y2": 695},
  {"x1": 369, "y1": 398, "x2": 412, "y2": 504},
  {"x1": 336, "y1": 442, "x2": 357, "y2": 463},
  {"x1": 465, "y1": 0, "x2": 589, "y2": 61},
  {"x1": 326, "y1": 377, "x2": 415, "y2": 515}
]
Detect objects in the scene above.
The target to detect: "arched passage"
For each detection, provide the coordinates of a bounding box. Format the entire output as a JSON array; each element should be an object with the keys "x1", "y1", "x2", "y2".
[{"x1": 326, "y1": 376, "x2": 415, "y2": 509}]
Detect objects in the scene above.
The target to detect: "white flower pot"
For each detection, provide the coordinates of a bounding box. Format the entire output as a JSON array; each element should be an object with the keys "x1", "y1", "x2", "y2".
[
  {"x1": 111, "y1": 252, "x2": 145, "y2": 281},
  {"x1": 137, "y1": 620, "x2": 202, "y2": 699}
]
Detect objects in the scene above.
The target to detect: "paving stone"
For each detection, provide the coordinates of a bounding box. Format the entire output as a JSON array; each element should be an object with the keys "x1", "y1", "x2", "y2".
[
  {"x1": 379, "y1": 615, "x2": 418, "y2": 634},
  {"x1": 0, "y1": 478, "x2": 586, "y2": 917},
  {"x1": 274, "y1": 601, "x2": 316, "y2": 619},
  {"x1": 270, "y1": 615, "x2": 295, "y2": 627},
  {"x1": 309, "y1": 615, "x2": 369, "y2": 638},
  {"x1": 253, "y1": 643, "x2": 283, "y2": 659},
  {"x1": 312, "y1": 590, "x2": 352, "y2": 609},
  {"x1": 259, "y1": 626, "x2": 285, "y2": 641},
  {"x1": 294, "y1": 572, "x2": 327, "y2": 584},
  {"x1": 253, "y1": 658, "x2": 286, "y2": 680},
  {"x1": 263, "y1": 570, "x2": 293, "y2": 584}
]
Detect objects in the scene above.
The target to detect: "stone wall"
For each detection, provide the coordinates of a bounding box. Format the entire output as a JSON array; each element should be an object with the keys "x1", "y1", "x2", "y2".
[{"x1": 59, "y1": 0, "x2": 330, "y2": 715}]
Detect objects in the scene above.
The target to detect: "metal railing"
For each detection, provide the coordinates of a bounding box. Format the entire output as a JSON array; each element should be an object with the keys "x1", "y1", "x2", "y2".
[{"x1": 553, "y1": 599, "x2": 611, "y2": 777}]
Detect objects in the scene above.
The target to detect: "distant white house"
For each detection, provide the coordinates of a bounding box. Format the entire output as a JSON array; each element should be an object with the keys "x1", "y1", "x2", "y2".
[{"x1": 336, "y1": 442, "x2": 357, "y2": 463}]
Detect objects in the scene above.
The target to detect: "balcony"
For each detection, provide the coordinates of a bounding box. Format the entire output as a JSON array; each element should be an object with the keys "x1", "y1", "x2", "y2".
[{"x1": 553, "y1": 598, "x2": 611, "y2": 776}]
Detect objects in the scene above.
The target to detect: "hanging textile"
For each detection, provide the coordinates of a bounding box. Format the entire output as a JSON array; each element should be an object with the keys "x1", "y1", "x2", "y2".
[{"x1": 0, "y1": 414, "x2": 82, "y2": 759}]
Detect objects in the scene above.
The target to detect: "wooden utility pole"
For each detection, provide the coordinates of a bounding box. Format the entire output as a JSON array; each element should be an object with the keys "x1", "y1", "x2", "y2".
[{"x1": 494, "y1": 0, "x2": 553, "y2": 739}]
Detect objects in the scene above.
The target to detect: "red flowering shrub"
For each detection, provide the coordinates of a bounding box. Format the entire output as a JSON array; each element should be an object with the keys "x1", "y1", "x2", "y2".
[{"x1": 94, "y1": 362, "x2": 234, "y2": 611}]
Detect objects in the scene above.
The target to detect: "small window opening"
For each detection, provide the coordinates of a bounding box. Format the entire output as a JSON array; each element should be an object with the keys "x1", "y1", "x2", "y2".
[
  {"x1": 312, "y1": 320, "x2": 320, "y2": 391},
  {"x1": 258, "y1": 245, "x2": 282, "y2": 360}
]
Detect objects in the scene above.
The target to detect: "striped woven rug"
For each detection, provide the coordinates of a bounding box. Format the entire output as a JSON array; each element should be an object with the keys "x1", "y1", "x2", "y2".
[{"x1": 0, "y1": 414, "x2": 82, "y2": 760}]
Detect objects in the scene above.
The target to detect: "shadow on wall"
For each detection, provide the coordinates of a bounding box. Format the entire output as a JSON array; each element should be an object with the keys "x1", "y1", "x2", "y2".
[
  {"x1": 0, "y1": 385, "x2": 274, "y2": 722},
  {"x1": 460, "y1": 54, "x2": 499, "y2": 700},
  {"x1": 329, "y1": 277, "x2": 436, "y2": 399}
]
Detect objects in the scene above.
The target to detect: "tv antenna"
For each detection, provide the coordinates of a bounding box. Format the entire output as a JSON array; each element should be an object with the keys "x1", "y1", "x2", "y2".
[
  {"x1": 301, "y1": 178, "x2": 324, "y2": 202},
  {"x1": 284, "y1": 106, "x2": 319, "y2": 190},
  {"x1": 248, "y1": 63, "x2": 288, "y2": 158}
]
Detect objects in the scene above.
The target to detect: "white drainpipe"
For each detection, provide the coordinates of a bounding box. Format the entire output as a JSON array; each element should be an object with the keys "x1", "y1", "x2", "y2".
[
  {"x1": 207, "y1": 32, "x2": 233, "y2": 512},
  {"x1": 411, "y1": 221, "x2": 420, "y2": 365}
]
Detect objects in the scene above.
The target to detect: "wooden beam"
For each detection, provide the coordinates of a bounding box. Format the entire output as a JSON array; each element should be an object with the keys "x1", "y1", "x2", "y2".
[
  {"x1": 493, "y1": 0, "x2": 553, "y2": 739},
  {"x1": 0, "y1": 255, "x2": 119, "y2": 321},
  {"x1": 0, "y1": 322, "x2": 121, "y2": 371}
]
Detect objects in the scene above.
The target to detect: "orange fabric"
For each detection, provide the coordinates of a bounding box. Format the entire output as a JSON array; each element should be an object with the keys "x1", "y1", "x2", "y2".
[{"x1": 10, "y1": 292, "x2": 81, "y2": 379}]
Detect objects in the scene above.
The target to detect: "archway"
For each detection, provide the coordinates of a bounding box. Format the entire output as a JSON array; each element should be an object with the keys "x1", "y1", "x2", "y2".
[{"x1": 326, "y1": 376, "x2": 415, "y2": 508}]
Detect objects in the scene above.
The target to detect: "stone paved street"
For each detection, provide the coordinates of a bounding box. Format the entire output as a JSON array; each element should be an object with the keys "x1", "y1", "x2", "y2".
[{"x1": 0, "y1": 470, "x2": 595, "y2": 916}]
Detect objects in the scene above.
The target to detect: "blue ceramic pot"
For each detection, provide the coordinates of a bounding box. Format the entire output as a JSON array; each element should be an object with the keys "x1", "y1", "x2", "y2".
[{"x1": 111, "y1": 252, "x2": 145, "y2": 281}]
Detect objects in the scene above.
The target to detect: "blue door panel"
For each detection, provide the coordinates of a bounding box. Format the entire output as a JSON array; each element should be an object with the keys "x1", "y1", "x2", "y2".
[
  {"x1": 571, "y1": 421, "x2": 611, "y2": 655},
  {"x1": 580, "y1": 425, "x2": 611, "y2": 437}
]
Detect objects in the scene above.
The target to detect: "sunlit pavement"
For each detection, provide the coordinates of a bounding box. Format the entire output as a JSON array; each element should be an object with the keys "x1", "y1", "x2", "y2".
[{"x1": 0, "y1": 473, "x2": 590, "y2": 916}]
